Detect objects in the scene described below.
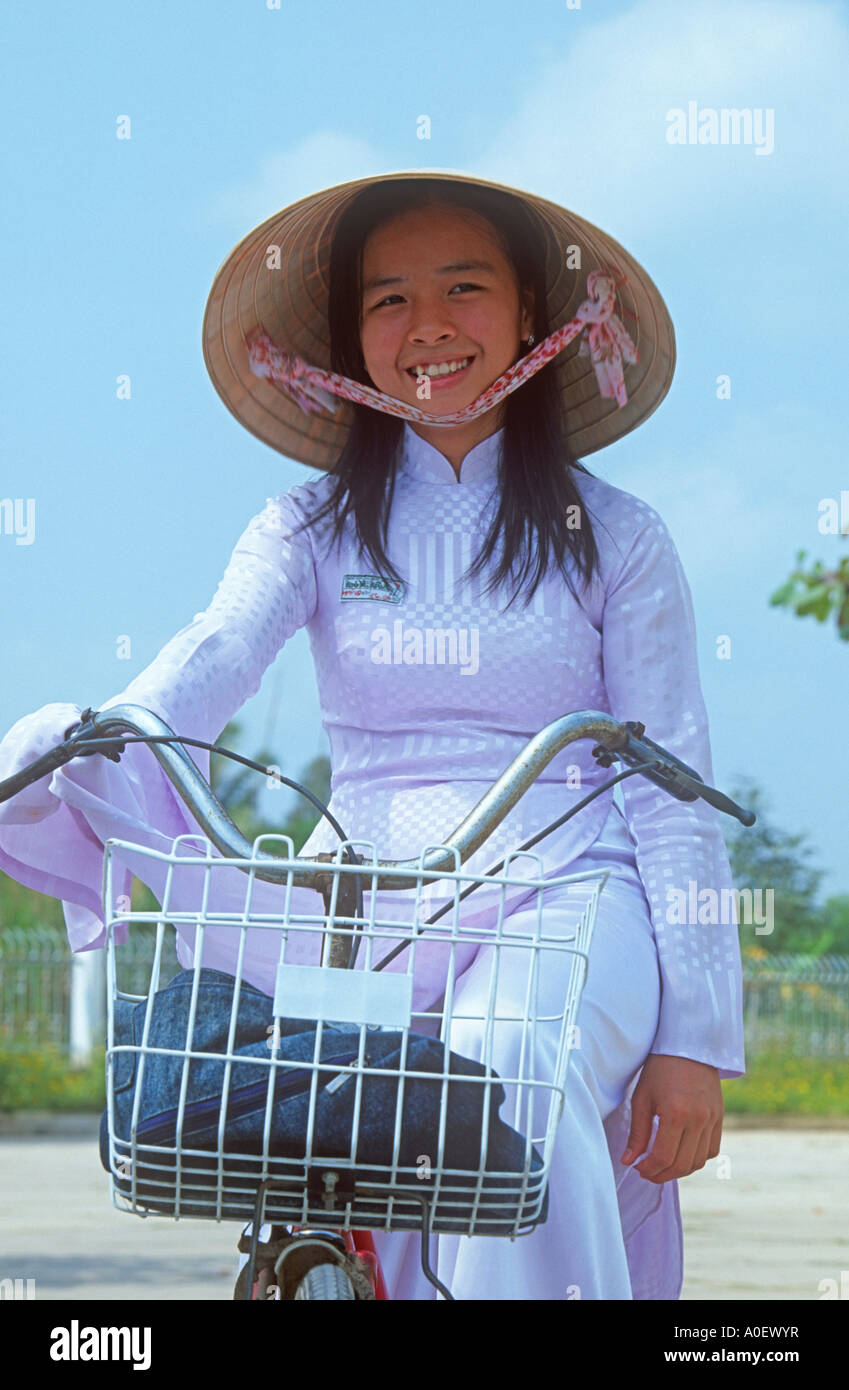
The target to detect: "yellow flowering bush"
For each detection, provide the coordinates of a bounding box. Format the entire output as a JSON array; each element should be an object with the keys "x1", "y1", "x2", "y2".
[
  {"x1": 723, "y1": 1050, "x2": 849, "y2": 1115},
  {"x1": 0, "y1": 1047, "x2": 105, "y2": 1111}
]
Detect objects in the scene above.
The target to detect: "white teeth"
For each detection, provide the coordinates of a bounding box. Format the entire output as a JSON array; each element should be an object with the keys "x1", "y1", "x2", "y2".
[{"x1": 411, "y1": 357, "x2": 470, "y2": 378}]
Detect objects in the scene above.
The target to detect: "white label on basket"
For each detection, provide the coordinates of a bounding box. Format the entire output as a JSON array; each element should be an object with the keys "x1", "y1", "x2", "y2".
[{"x1": 273, "y1": 964, "x2": 413, "y2": 1029}]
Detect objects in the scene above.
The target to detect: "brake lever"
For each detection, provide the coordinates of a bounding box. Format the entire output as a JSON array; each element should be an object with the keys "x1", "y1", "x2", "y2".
[
  {"x1": 62, "y1": 707, "x2": 126, "y2": 763},
  {"x1": 592, "y1": 721, "x2": 755, "y2": 826}
]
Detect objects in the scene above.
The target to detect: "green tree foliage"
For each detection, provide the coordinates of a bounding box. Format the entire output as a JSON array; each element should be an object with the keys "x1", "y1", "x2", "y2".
[
  {"x1": 273, "y1": 755, "x2": 333, "y2": 852},
  {"x1": 770, "y1": 547, "x2": 849, "y2": 641},
  {"x1": 724, "y1": 778, "x2": 849, "y2": 953},
  {"x1": 809, "y1": 893, "x2": 849, "y2": 957},
  {"x1": 0, "y1": 873, "x2": 65, "y2": 932},
  {"x1": 210, "y1": 719, "x2": 331, "y2": 850}
]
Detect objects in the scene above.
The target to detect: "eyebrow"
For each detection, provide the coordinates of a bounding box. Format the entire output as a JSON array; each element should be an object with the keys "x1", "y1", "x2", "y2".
[{"x1": 362, "y1": 260, "x2": 498, "y2": 293}]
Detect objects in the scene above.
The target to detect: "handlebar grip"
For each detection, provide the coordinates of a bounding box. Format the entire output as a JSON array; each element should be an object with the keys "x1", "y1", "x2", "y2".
[
  {"x1": 627, "y1": 729, "x2": 756, "y2": 825},
  {"x1": 677, "y1": 777, "x2": 756, "y2": 827},
  {"x1": 0, "y1": 741, "x2": 81, "y2": 804},
  {"x1": 601, "y1": 722, "x2": 757, "y2": 827}
]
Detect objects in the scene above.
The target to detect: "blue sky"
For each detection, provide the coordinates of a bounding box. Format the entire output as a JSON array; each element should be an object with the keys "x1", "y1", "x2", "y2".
[{"x1": 2, "y1": 0, "x2": 847, "y2": 894}]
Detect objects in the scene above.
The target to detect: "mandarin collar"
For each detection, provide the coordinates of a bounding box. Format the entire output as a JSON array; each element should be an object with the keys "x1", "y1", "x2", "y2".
[{"x1": 398, "y1": 423, "x2": 504, "y2": 486}]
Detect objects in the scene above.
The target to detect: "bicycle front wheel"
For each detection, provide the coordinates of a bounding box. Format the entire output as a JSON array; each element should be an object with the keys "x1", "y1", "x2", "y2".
[{"x1": 294, "y1": 1262, "x2": 356, "y2": 1300}]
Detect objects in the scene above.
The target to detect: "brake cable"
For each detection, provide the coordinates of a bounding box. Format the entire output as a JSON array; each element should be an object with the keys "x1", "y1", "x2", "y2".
[
  {"x1": 53, "y1": 724, "x2": 675, "y2": 971},
  {"x1": 372, "y1": 761, "x2": 659, "y2": 971},
  {"x1": 58, "y1": 721, "x2": 369, "y2": 957}
]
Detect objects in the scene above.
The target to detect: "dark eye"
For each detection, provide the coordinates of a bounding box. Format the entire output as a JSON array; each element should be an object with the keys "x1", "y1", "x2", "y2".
[
  {"x1": 450, "y1": 282, "x2": 482, "y2": 294},
  {"x1": 371, "y1": 294, "x2": 404, "y2": 309}
]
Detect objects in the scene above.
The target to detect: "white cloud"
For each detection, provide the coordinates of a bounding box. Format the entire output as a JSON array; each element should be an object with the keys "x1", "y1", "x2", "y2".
[
  {"x1": 209, "y1": 129, "x2": 389, "y2": 231},
  {"x1": 606, "y1": 395, "x2": 847, "y2": 585},
  {"x1": 472, "y1": 0, "x2": 849, "y2": 244},
  {"x1": 209, "y1": 0, "x2": 849, "y2": 269}
]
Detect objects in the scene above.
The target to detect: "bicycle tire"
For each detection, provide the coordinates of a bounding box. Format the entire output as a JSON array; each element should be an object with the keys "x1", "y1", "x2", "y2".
[{"x1": 294, "y1": 1261, "x2": 356, "y2": 1300}]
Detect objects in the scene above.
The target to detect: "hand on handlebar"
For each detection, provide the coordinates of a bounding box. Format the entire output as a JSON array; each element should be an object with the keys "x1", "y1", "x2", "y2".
[{"x1": 0, "y1": 702, "x2": 85, "y2": 826}]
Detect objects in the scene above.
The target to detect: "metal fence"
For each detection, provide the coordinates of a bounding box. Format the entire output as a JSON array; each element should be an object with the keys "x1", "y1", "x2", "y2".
[
  {"x1": 742, "y1": 953, "x2": 849, "y2": 1059},
  {"x1": 0, "y1": 925, "x2": 180, "y2": 1057},
  {"x1": 2, "y1": 929, "x2": 849, "y2": 1061},
  {"x1": 0, "y1": 926, "x2": 73, "y2": 1051}
]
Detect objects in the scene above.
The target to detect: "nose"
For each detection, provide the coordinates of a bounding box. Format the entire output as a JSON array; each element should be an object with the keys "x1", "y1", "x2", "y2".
[{"x1": 406, "y1": 293, "x2": 457, "y2": 346}]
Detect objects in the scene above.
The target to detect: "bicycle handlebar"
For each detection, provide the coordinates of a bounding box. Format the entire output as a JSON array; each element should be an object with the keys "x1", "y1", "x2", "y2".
[
  {"x1": 0, "y1": 704, "x2": 755, "y2": 892},
  {"x1": 0, "y1": 741, "x2": 82, "y2": 802}
]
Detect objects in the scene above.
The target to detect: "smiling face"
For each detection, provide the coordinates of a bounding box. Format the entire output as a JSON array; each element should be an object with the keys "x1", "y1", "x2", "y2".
[{"x1": 358, "y1": 203, "x2": 534, "y2": 469}]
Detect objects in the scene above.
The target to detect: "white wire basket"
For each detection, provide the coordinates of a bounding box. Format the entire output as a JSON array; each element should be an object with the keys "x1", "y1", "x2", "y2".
[{"x1": 101, "y1": 833, "x2": 607, "y2": 1239}]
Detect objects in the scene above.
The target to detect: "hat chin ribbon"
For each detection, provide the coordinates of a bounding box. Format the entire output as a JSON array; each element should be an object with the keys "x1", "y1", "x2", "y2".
[{"x1": 246, "y1": 269, "x2": 638, "y2": 427}]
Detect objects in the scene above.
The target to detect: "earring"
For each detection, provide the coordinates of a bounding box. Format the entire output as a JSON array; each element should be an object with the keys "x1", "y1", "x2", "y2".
[{"x1": 526, "y1": 333, "x2": 536, "y2": 349}]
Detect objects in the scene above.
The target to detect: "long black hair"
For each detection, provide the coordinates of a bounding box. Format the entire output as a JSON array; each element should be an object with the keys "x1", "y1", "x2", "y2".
[{"x1": 286, "y1": 179, "x2": 600, "y2": 611}]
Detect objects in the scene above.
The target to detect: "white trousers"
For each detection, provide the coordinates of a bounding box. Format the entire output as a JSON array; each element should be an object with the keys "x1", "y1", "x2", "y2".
[{"x1": 370, "y1": 848, "x2": 661, "y2": 1301}]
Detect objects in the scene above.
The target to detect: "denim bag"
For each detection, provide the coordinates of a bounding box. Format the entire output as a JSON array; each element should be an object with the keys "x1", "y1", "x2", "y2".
[{"x1": 101, "y1": 968, "x2": 546, "y2": 1231}]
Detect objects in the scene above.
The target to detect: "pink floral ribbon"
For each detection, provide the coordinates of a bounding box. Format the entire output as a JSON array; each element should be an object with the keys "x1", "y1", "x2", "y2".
[{"x1": 246, "y1": 268, "x2": 638, "y2": 426}]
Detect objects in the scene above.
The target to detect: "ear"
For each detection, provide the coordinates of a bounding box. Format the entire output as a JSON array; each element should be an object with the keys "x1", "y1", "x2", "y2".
[{"x1": 519, "y1": 286, "x2": 535, "y2": 340}]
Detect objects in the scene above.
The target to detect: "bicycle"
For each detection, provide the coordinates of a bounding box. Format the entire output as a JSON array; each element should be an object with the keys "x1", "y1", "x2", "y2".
[{"x1": 0, "y1": 704, "x2": 755, "y2": 1300}]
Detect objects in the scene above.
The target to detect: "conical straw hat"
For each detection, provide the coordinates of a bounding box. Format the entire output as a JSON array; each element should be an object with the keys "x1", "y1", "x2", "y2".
[{"x1": 202, "y1": 169, "x2": 675, "y2": 469}]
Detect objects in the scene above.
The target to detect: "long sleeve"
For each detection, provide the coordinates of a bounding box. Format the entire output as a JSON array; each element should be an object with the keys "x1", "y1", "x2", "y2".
[
  {"x1": 600, "y1": 505, "x2": 745, "y2": 1078},
  {"x1": 97, "y1": 487, "x2": 319, "y2": 759},
  {"x1": 0, "y1": 487, "x2": 319, "y2": 951}
]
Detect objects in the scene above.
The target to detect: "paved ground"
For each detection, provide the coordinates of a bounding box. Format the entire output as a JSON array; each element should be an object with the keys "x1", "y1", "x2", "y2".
[
  {"x1": 0, "y1": 1119, "x2": 846, "y2": 1300},
  {"x1": 677, "y1": 1127, "x2": 849, "y2": 1301}
]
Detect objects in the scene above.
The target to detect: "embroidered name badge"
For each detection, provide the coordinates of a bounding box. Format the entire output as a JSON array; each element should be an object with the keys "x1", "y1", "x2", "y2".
[{"x1": 340, "y1": 574, "x2": 406, "y2": 604}]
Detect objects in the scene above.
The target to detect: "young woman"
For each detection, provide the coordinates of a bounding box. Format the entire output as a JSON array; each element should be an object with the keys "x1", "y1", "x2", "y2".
[{"x1": 0, "y1": 172, "x2": 744, "y2": 1300}]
